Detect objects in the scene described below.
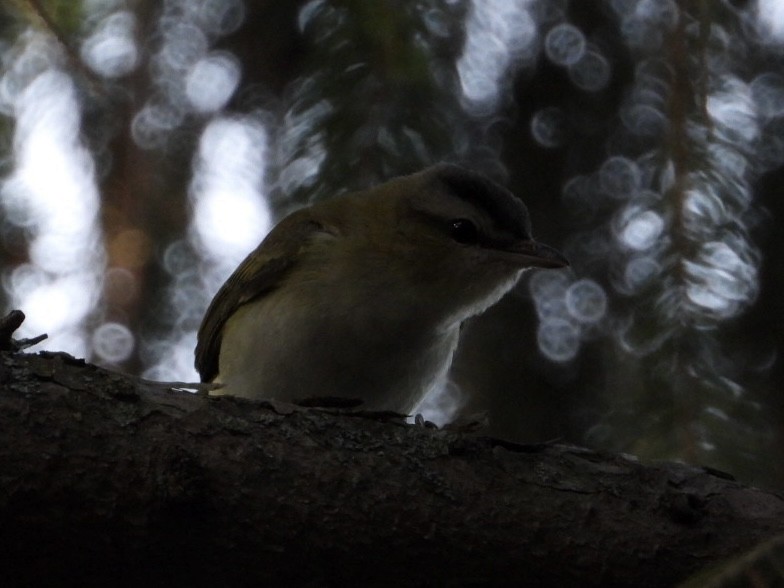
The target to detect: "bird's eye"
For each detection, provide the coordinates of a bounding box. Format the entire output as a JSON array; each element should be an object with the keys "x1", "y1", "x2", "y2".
[{"x1": 449, "y1": 219, "x2": 479, "y2": 244}]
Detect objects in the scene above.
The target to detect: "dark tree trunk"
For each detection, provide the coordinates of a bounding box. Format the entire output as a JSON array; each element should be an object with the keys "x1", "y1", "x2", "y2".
[{"x1": 0, "y1": 350, "x2": 782, "y2": 587}]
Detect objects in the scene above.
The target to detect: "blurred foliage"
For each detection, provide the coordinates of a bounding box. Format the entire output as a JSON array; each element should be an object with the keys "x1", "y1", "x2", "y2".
[
  {"x1": 269, "y1": 0, "x2": 471, "y2": 214},
  {"x1": 0, "y1": 0, "x2": 782, "y2": 488}
]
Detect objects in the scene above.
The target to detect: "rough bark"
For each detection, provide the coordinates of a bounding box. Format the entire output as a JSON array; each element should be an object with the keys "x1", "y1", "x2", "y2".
[{"x1": 0, "y1": 350, "x2": 782, "y2": 587}]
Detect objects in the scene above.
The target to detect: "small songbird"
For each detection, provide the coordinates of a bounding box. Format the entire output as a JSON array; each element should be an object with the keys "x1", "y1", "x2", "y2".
[{"x1": 195, "y1": 164, "x2": 567, "y2": 413}]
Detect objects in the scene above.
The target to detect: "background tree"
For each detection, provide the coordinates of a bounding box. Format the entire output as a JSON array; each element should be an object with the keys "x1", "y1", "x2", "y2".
[{"x1": 0, "y1": 0, "x2": 782, "y2": 488}]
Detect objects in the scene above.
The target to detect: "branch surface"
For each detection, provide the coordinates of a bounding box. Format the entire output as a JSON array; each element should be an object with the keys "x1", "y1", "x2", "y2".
[{"x1": 0, "y1": 351, "x2": 782, "y2": 587}]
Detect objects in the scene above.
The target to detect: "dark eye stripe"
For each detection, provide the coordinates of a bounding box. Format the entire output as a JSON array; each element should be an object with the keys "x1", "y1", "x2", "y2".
[{"x1": 434, "y1": 164, "x2": 532, "y2": 240}]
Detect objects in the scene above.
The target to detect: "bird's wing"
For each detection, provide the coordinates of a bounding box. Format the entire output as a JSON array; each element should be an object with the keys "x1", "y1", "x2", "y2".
[{"x1": 194, "y1": 210, "x2": 325, "y2": 382}]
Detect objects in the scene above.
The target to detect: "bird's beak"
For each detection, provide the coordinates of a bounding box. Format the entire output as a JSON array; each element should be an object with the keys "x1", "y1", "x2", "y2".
[{"x1": 504, "y1": 239, "x2": 569, "y2": 269}]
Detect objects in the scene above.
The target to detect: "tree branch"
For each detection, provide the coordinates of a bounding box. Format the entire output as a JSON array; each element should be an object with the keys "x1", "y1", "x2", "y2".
[{"x1": 0, "y1": 350, "x2": 782, "y2": 587}]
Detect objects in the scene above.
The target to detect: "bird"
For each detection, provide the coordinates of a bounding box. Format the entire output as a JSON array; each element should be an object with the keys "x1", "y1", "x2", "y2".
[{"x1": 195, "y1": 163, "x2": 568, "y2": 414}]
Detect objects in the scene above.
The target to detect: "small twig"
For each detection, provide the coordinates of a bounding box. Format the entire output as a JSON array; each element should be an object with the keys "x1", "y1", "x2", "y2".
[
  {"x1": 128, "y1": 374, "x2": 223, "y2": 397},
  {"x1": 14, "y1": 334, "x2": 49, "y2": 350},
  {"x1": 0, "y1": 310, "x2": 48, "y2": 352},
  {"x1": 141, "y1": 379, "x2": 222, "y2": 393}
]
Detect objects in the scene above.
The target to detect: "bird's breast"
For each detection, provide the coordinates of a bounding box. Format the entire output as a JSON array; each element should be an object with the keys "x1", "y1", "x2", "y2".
[{"x1": 216, "y1": 285, "x2": 460, "y2": 413}]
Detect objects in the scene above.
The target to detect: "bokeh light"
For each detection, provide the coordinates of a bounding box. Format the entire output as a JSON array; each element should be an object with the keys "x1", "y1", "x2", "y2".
[
  {"x1": 537, "y1": 318, "x2": 580, "y2": 363},
  {"x1": 80, "y1": 10, "x2": 139, "y2": 78},
  {"x1": 614, "y1": 206, "x2": 665, "y2": 251},
  {"x1": 130, "y1": 0, "x2": 248, "y2": 151},
  {"x1": 1, "y1": 37, "x2": 104, "y2": 356},
  {"x1": 528, "y1": 270, "x2": 604, "y2": 363},
  {"x1": 530, "y1": 107, "x2": 567, "y2": 148},
  {"x1": 599, "y1": 156, "x2": 641, "y2": 199},
  {"x1": 92, "y1": 322, "x2": 135, "y2": 363},
  {"x1": 750, "y1": 72, "x2": 784, "y2": 119},
  {"x1": 191, "y1": 116, "x2": 271, "y2": 264},
  {"x1": 757, "y1": 0, "x2": 784, "y2": 43},
  {"x1": 185, "y1": 52, "x2": 241, "y2": 113},
  {"x1": 707, "y1": 77, "x2": 759, "y2": 144},
  {"x1": 529, "y1": 270, "x2": 570, "y2": 321},
  {"x1": 568, "y1": 49, "x2": 611, "y2": 92},
  {"x1": 544, "y1": 23, "x2": 586, "y2": 66},
  {"x1": 457, "y1": 0, "x2": 537, "y2": 114},
  {"x1": 565, "y1": 279, "x2": 607, "y2": 324},
  {"x1": 142, "y1": 114, "x2": 271, "y2": 382},
  {"x1": 622, "y1": 256, "x2": 661, "y2": 292}
]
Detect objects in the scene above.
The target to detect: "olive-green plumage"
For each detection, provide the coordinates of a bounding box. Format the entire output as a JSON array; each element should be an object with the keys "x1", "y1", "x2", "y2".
[{"x1": 195, "y1": 164, "x2": 567, "y2": 413}]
